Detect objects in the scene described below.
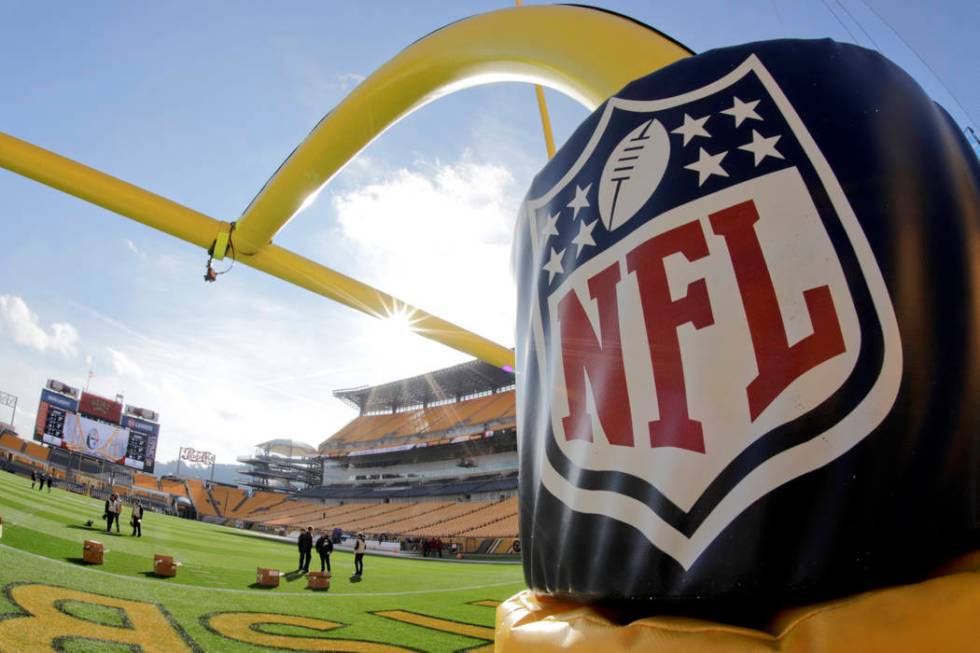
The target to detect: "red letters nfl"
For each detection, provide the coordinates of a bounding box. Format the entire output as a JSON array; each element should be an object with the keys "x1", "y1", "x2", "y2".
[{"x1": 514, "y1": 39, "x2": 979, "y2": 620}]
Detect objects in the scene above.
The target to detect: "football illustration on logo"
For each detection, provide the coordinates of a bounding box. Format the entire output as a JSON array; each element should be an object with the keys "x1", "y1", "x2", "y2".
[{"x1": 598, "y1": 118, "x2": 670, "y2": 231}]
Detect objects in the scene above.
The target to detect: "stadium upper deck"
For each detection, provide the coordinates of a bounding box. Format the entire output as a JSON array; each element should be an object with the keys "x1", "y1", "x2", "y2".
[
  {"x1": 332, "y1": 358, "x2": 515, "y2": 414},
  {"x1": 321, "y1": 358, "x2": 516, "y2": 455}
]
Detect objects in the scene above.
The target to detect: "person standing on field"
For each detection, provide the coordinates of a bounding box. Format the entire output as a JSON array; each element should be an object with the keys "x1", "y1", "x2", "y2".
[
  {"x1": 315, "y1": 530, "x2": 333, "y2": 573},
  {"x1": 110, "y1": 494, "x2": 122, "y2": 533},
  {"x1": 354, "y1": 533, "x2": 366, "y2": 577},
  {"x1": 105, "y1": 493, "x2": 116, "y2": 532},
  {"x1": 31, "y1": 470, "x2": 36, "y2": 489},
  {"x1": 47, "y1": 475, "x2": 52, "y2": 492},
  {"x1": 131, "y1": 500, "x2": 144, "y2": 537},
  {"x1": 298, "y1": 526, "x2": 313, "y2": 573}
]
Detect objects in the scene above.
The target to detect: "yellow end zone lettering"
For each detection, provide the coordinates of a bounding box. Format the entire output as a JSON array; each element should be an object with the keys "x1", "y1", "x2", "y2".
[
  {"x1": 374, "y1": 609, "x2": 495, "y2": 653},
  {"x1": 204, "y1": 612, "x2": 414, "y2": 652},
  {"x1": 0, "y1": 583, "x2": 197, "y2": 652}
]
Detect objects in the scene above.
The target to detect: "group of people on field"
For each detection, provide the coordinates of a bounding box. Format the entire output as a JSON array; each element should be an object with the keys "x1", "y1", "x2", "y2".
[
  {"x1": 421, "y1": 536, "x2": 444, "y2": 557},
  {"x1": 30, "y1": 469, "x2": 53, "y2": 492},
  {"x1": 297, "y1": 527, "x2": 366, "y2": 577},
  {"x1": 103, "y1": 493, "x2": 144, "y2": 536}
]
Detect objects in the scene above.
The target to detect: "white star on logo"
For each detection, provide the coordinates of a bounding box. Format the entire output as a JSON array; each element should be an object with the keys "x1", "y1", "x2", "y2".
[
  {"x1": 721, "y1": 96, "x2": 762, "y2": 127},
  {"x1": 671, "y1": 113, "x2": 711, "y2": 146},
  {"x1": 543, "y1": 246, "x2": 566, "y2": 283},
  {"x1": 571, "y1": 220, "x2": 597, "y2": 258},
  {"x1": 738, "y1": 130, "x2": 784, "y2": 166},
  {"x1": 684, "y1": 147, "x2": 729, "y2": 186},
  {"x1": 541, "y1": 211, "x2": 560, "y2": 239},
  {"x1": 567, "y1": 183, "x2": 591, "y2": 220}
]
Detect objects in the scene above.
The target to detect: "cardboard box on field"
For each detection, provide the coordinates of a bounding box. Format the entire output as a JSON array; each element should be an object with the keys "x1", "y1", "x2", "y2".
[
  {"x1": 256, "y1": 568, "x2": 279, "y2": 587},
  {"x1": 154, "y1": 554, "x2": 177, "y2": 577},
  {"x1": 83, "y1": 540, "x2": 104, "y2": 565},
  {"x1": 307, "y1": 571, "x2": 330, "y2": 590}
]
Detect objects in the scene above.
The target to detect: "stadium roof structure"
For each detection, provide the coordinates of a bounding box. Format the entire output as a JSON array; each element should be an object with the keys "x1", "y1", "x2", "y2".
[
  {"x1": 333, "y1": 358, "x2": 516, "y2": 414},
  {"x1": 254, "y1": 439, "x2": 316, "y2": 457}
]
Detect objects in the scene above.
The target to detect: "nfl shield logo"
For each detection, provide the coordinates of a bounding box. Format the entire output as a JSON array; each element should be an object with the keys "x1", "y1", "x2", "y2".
[{"x1": 520, "y1": 54, "x2": 903, "y2": 570}]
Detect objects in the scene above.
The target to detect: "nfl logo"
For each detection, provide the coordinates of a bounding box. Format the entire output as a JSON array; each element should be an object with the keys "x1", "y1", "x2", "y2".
[{"x1": 519, "y1": 54, "x2": 903, "y2": 571}]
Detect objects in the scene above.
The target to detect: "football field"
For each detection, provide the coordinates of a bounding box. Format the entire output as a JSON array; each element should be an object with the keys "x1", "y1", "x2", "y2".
[{"x1": 0, "y1": 471, "x2": 525, "y2": 651}]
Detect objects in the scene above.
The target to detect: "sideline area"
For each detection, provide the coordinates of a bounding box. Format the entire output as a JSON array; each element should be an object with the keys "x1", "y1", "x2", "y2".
[{"x1": 0, "y1": 470, "x2": 524, "y2": 651}]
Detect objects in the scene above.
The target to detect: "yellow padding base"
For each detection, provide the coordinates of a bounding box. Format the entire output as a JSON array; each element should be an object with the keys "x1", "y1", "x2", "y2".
[{"x1": 496, "y1": 551, "x2": 980, "y2": 652}]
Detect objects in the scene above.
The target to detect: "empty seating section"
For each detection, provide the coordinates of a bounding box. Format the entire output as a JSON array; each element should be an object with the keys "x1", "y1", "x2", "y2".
[
  {"x1": 227, "y1": 491, "x2": 286, "y2": 520},
  {"x1": 185, "y1": 479, "x2": 218, "y2": 517},
  {"x1": 461, "y1": 513, "x2": 519, "y2": 538},
  {"x1": 23, "y1": 442, "x2": 49, "y2": 460},
  {"x1": 262, "y1": 500, "x2": 330, "y2": 525},
  {"x1": 465, "y1": 390, "x2": 515, "y2": 427},
  {"x1": 209, "y1": 485, "x2": 246, "y2": 516},
  {"x1": 0, "y1": 432, "x2": 25, "y2": 452},
  {"x1": 413, "y1": 497, "x2": 517, "y2": 537},
  {"x1": 364, "y1": 502, "x2": 479, "y2": 535},
  {"x1": 159, "y1": 478, "x2": 186, "y2": 497},
  {"x1": 133, "y1": 473, "x2": 159, "y2": 490},
  {"x1": 323, "y1": 390, "x2": 516, "y2": 450},
  {"x1": 251, "y1": 498, "x2": 520, "y2": 538},
  {"x1": 319, "y1": 503, "x2": 405, "y2": 531}
]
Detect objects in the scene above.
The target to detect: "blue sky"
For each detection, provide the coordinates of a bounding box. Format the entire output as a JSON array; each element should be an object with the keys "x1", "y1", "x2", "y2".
[{"x1": 1, "y1": 1, "x2": 977, "y2": 465}]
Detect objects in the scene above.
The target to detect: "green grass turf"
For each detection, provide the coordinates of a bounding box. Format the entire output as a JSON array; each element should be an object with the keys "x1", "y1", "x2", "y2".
[{"x1": 0, "y1": 470, "x2": 526, "y2": 651}]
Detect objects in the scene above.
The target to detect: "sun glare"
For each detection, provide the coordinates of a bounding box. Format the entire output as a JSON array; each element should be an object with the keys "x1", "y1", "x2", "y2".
[{"x1": 380, "y1": 307, "x2": 416, "y2": 337}]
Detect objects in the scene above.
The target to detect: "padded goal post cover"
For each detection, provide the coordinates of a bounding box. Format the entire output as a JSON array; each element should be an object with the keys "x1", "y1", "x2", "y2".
[
  {"x1": 514, "y1": 38, "x2": 980, "y2": 614},
  {"x1": 494, "y1": 551, "x2": 980, "y2": 652}
]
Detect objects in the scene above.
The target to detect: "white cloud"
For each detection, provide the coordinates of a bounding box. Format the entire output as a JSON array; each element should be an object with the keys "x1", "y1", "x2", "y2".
[
  {"x1": 107, "y1": 347, "x2": 145, "y2": 380},
  {"x1": 332, "y1": 156, "x2": 520, "y2": 348},
  {"x1": 336, "y1": 72, "x2": 366, "y2": 89},
  {"x1": 0, "y1": 295, "x2": 79, "y2": 357},
  {"x1": 125, "y1": 239, "x2": 146, "y2": 259}
]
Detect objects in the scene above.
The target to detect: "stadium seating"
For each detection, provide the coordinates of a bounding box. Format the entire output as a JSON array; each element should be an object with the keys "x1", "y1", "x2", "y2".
[
  {"x1": 316, "y1": 502, "x2": 406, "y2": 531},
  {"x1": 209, "y1": 484, "x2": 246, "y2": 517},
  {"x1": 185, "y1": 479, "x2": 219, "y2": 518},
  {"x1": 159, "y1": 478, "x2": 187, "y2": 497},
  {"x1": 225, "y1": 491, "x2": 287, "y2": 520},
  {"x1": 323, "y1": 389, "x2": 516, "y2": 450},
  {"x1": 133, "y1": 473, "x2": 159, "y2": 491},
  {"x1": 413, "y1": 497, "x2": 518, "y2": 537},
  {"x1": 0, "y1": 432, "x2": 25, "y2": 453}
]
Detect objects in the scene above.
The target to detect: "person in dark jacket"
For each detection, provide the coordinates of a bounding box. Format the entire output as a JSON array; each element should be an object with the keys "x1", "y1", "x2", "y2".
[
  {"x1": 31, "y1": 470, "x2": 36, "y2": 489},
  {"x1": 298, "y1": 526, "x2": 313, "y2": 572},
  {"x1": 46, "y1": 475, "x2": 52, "y2": 492},
  {"x1": 315, "y1": 530, "x2": 333, "y2": 573},
  {"x1": 104, "y1": 495, "x2": 114, "y2": 532},
  {"x1": 130, "y1": 500, "x2": 144, "y2": 537},
  {"x1": 353, "y1": 533, "x2": 366, "y2": 576},
  {"x1": 37, "y1": 472, "x2": 45, "y2": 492}
]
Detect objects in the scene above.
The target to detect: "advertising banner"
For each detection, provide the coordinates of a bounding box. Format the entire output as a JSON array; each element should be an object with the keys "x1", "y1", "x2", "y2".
[
  {"x1": 120, "y1": 415, "x2": 160, "y2": 436},
  {"x1": 78, "y1": 392, "x2": 123, "y2": 424},
  {"x1": 179, "y1": 447, "x2": 215, "y2": 465},
  {"x1": 62, "y1": 413, "x2": 130, "y2": 463},
  {"x1": 40, "y1": 389, "x2": 78, "y2": 413}
]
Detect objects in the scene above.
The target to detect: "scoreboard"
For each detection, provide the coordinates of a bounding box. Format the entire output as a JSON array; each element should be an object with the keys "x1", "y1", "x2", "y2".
[{"x1": 34, "y1": 379, "x2": 160, "y2": 473}]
